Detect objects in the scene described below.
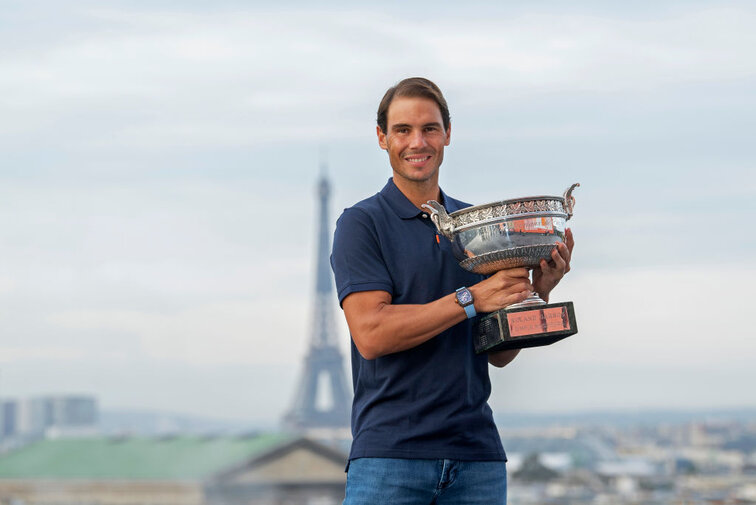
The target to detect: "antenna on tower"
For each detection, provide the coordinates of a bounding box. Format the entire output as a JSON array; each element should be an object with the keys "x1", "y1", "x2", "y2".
[{"x1": 319, "y1": 146, "x2": 328, "y2": 176}]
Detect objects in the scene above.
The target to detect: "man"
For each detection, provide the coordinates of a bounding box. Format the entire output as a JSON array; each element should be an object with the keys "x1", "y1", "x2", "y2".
[{"x1": 330, "y1": 77, "x2": 574, "y2": 504}]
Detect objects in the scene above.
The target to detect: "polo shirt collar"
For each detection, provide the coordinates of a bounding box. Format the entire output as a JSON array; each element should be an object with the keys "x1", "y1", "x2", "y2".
[{"x1": 380, "y1": 177, "x2": 458, "y2": 219}]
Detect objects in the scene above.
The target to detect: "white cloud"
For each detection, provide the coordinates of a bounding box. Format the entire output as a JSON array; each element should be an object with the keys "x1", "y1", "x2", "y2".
[
  {"x1": 46, "y1": 296, "x2": 318, "y2": 366},
  {"x1": 0, "y1": 347, "x2": 86, "y2": 362},
  {"x1": 1, "y1": 5, "x2": 754, "y2": 148},
  {"x1": 0, "y1": 277, "x2": 15, "y2": 295},
  {"x1": 434, "y1": 7, "x2": 756, "y2": 94}
]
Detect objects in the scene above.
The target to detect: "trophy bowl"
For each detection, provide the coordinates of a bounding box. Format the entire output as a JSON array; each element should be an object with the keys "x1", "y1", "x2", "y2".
[
  {"x1": 422, "y1": 183, "x2": 579, "y2": 274},
  {"x1": 422, "y1": 183, "x2": 580, "y2": 353}
]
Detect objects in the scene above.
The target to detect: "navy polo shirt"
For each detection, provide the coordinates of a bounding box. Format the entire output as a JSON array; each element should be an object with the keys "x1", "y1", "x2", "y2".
[{"x1": 331, "y1": 178, "x2": 506, "y2": 462}]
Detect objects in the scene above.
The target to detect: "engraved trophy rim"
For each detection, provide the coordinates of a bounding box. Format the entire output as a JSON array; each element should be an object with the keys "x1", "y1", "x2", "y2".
[
  {"x1": 447, "y1": 194, "x2": 567, "y2": 218},
  {"x1": 422, "y1": 183, "x2": 580, "y2": 237}
]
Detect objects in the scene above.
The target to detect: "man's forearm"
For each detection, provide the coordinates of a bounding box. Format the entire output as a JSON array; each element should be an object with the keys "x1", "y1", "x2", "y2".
[
  {"x1": 343, "y1": 269, "x2": 534, "y2": 360},
  {"x1": 344, "y1": 291, "x2": 467, "y2": 360}
]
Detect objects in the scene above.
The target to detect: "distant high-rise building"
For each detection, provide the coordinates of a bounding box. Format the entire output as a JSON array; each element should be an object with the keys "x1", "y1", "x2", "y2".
[
  {"x1": 45, "y1": 395, "x2": 98, "y2": 428},
  {"x1": 0, "y1": 395, "x2": 98, "y2": 440},
  {"x1": 0, "y1": 402, "x2": 17, "y2": 439},
  {"x1": 283, "y1": 171, "x2": 351, "y2": 433}
]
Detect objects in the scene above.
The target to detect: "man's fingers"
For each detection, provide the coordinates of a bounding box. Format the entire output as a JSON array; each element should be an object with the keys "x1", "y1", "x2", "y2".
[
  {"x1": 565, "y1": 228, "x2": 575, "y2": 253},
  {"x1": 506, "y1": 278, "x2": 532, "y2": 291},
  {"x1": 496, "y1": 267, "x2": 529, "y2": 279},
  {"x1": 551, "y1": 247, "x2": 567, "y2": 272},
  {"x1": 504, "y1": 290, "x2": 530, "y2": 308},
  {"x1": 556, "y1": 242, "x2": 571, "y2": 266},
  {"x1": 509, "y1": 267, "x2": 530, "y2": 278}
]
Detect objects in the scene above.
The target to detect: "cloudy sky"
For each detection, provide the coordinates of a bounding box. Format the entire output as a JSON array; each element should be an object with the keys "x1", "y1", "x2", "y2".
[{"x1": 1, "y1": 0, "x2": 754, "y2": 426}]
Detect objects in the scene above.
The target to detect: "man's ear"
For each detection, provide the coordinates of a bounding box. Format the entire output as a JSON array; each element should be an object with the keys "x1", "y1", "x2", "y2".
[
  {"x1": 377, "y1": 125, "x2": 388, "y2": 150},
  {"x1": 445, "y1": 123, "x2": 451, "y2": 146}
]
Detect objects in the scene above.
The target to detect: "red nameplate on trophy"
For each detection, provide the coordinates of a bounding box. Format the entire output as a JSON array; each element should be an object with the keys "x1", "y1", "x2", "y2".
[{"x1": 475, "y1": 302, "x2": 578, "y2": 353}]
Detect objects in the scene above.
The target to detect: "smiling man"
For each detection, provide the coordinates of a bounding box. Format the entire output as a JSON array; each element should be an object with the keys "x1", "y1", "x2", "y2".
[{"x1": 330, "y1": 77, "x2": 573, "y2": 504}]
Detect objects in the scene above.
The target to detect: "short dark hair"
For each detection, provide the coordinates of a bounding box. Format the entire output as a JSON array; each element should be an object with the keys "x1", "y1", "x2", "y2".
[{"x1": 377, "y1": 77, "x2": 450, "y2": 134}]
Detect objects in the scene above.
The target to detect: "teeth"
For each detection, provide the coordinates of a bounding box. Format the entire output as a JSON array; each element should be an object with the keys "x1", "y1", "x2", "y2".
[{"x1": 407, "y1": 156, "x2": 429, "y2": 162}]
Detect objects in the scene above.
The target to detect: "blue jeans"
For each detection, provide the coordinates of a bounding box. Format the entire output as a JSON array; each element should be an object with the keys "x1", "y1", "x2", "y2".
[{"x1": 343, "y1": 457, "x2": 507, "y2": 505}]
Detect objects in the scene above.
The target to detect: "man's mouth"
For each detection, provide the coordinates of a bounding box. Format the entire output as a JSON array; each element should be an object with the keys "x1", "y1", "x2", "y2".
[{"x1": 405, "y1": 155, "x2": 432, "y2": 163}]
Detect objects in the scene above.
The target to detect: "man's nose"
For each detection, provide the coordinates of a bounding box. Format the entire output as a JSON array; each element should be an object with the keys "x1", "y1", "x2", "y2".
[{"x1": 408, "y1": 130, "x2": 428, "y2": 149}]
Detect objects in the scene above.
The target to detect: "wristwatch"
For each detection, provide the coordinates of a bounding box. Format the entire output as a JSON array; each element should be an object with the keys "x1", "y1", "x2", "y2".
[{"x1": 455, "y1": 287, "x2": 477, "y2": 319}]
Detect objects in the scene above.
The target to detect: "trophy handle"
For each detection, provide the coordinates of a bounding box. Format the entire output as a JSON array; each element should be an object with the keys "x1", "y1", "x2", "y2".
[
  {"x1": 563, "y1": 183, "x2": 580, "y2": 221},
  {"x1": 421, "y1": 200, "x2": 455, "y2": 238}
]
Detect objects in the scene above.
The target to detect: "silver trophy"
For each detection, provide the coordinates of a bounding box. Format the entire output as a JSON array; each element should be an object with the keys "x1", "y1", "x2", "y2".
[{"x1": 422, "y1": 184, "x2": 580, "y2": 353}]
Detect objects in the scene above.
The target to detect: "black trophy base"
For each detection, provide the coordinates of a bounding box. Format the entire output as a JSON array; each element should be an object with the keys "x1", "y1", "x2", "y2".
[{"x1": 474, "y1": 301, "x2": 578, "y2": 354}]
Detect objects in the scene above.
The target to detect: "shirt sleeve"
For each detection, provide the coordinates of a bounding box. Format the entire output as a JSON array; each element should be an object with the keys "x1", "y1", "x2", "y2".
[{"x1": 330, "y1": 207, "x2": 394, "y2": 306}]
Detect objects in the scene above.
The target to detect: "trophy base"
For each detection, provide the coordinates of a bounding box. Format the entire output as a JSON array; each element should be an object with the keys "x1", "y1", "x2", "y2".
[{"x1": 475, "y1": 301, "x2": 578, "y2": 353}]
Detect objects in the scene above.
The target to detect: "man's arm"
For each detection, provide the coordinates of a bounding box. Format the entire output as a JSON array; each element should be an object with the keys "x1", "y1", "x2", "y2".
[{"x1": 343, "y1": 268, "x2": 533, "y2": 360}]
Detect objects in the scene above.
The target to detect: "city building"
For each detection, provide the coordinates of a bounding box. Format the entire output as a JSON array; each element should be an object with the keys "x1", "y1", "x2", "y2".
[
  {"x1": 0, "y1": 434, "x2": 347, "y2": 505},
  {"x1": 0, "y1": 395, "x2": 98, "y2": 442}
]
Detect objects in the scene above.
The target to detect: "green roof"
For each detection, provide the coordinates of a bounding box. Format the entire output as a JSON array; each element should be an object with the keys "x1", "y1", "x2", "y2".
[{"x1": 0, "y1": 434, "x2": 293, "y2": 481}]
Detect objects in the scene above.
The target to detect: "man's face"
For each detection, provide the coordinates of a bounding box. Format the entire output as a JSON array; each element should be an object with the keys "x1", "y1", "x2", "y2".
[{"x1": 377, "y1": 96, "x2": 451, "y2": 185}]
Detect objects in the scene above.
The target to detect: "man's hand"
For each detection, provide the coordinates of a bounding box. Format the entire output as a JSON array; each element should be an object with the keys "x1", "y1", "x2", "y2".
[
  {"x1": 532, "y1": 228, "x2": 574, "y2": 302},
  {"x1": 469, "y1": 268, "x2": 533, "y2": 313}
]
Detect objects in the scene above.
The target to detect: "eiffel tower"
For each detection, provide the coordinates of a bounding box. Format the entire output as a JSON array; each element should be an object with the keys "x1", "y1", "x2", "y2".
[{"x1": 283, "y1": 170, "x2": 351, "y2": 432}]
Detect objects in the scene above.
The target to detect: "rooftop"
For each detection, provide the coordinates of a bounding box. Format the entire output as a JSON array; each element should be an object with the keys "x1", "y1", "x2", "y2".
[{"x1": 0, "y1": 434, "x2": 293, "y2": 481}]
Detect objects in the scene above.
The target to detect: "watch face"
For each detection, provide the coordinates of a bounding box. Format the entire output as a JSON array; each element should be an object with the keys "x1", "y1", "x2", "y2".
[{"x1": 457, "y1": 289, "x2": 473, "y2": 305}]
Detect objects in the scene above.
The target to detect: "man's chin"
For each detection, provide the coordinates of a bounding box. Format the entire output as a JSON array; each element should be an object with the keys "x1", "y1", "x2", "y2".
[{"x1": 394, "y1": 171, "x2": 438, "y2": 184}]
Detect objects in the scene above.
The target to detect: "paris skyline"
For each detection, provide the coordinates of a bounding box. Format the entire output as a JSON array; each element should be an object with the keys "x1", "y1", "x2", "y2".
[{"x1": 0, "y1": 0, "x2": 754, "y2": 425}]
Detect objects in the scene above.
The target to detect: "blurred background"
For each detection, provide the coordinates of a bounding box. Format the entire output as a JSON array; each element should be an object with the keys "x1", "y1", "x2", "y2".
[{"x1": 0, "y1": 1, "x2": 754, "y2": 504}]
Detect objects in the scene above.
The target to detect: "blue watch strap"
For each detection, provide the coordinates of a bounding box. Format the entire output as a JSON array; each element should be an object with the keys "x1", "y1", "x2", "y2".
[{"x1": 455, "y1": 287, "x2": 477, "y2": 319}]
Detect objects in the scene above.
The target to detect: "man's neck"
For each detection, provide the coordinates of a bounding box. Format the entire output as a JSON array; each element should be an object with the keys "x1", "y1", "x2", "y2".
[{"x1": 393, "y1": 176, "x2": 441, "y2": 209}]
